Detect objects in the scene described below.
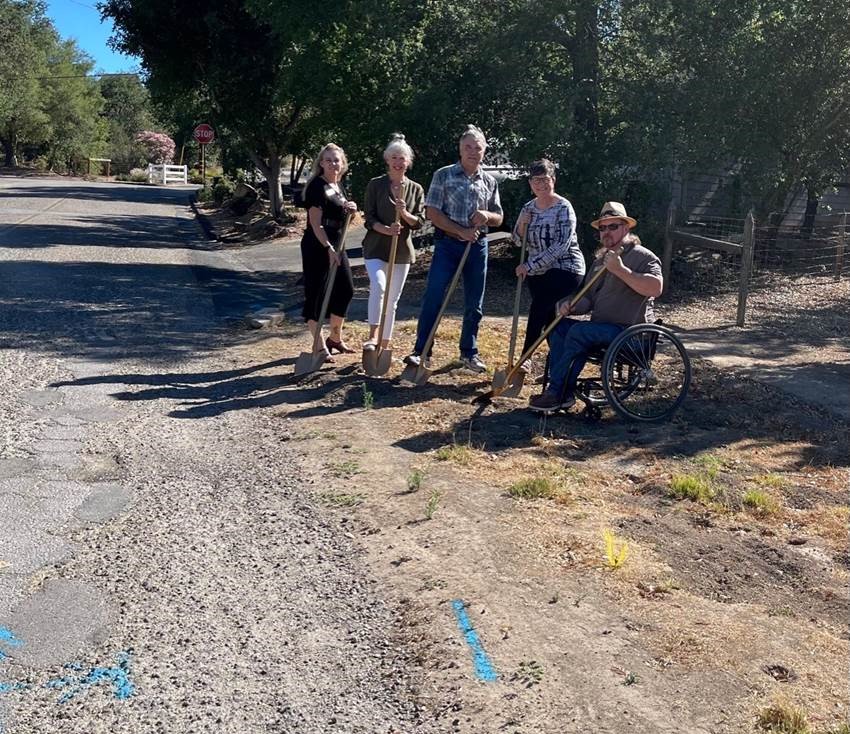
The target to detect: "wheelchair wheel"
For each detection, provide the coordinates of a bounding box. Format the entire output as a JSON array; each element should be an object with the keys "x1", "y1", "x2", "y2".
[{"x1": 601, "y1": 324, "x2": 691, "y2": 422}]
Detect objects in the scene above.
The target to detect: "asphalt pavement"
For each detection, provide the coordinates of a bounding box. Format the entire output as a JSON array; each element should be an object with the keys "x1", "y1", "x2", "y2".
[{"x1": 0, "y1": 176, "x2": 435, "y2": 733}]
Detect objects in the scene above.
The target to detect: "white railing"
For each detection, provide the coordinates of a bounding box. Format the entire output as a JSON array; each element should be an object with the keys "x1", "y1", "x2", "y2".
[{"x1": 147, "y1": 164, "x2": 188, "y2": 185}]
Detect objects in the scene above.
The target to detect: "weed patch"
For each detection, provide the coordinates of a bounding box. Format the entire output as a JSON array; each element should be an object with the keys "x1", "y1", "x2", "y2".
[
  {"x1": 757, "y1": 703, "x2": 809, "y2": 733},
  {"x1": 319, "y1": 491, "x2": 364, "y2": 507},
  {"x1": 512, "y1": 660, "x2": 544, "y2": 687},
  {"x1": 669, "y1": 473, "x2": 715, "y2": 503},
  {"x1": 362, "y1": 383, "x2": 374, "y2": 410},
  {"x1": 434, "y1": 443, "x2": 474, "y2": 465},
  {"x1": 603, "y1": 529, "x2": 629, "y2": 569},
  {"x1": 425, "y1": 489, "x2": 442, "y2": 520},
  {"x1": 508, "y1": 477, "x2": 558, "y2": 500},
  {"x1": 407, "y1": 467, "x2": 424, "y2": 493},
  {"x1": 328, "y1": 460, "x2": 362, "y2": 478},
  {"x1": 743, "y1": 488, "x2": 780, "y2": 515}
]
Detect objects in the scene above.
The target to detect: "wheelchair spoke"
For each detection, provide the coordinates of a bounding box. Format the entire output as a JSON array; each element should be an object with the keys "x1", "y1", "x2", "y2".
[{"x1": 602, "y1": 325, "x2": 691, "y2": 422}]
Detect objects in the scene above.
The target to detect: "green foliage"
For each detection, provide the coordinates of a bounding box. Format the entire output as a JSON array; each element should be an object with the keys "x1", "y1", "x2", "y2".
[
  {"x1": 434, "y1": 444, "x2": 473, "y2": 465},
  {"x1": 425, "y1": 489, "x2": 442, "y2": 520},
  {"x1": 669, "y1": 474, "x2": 715, "y2": 503},
  {"x1": 512, "y1": 660, "x2": 544, "y2": 687},
  {"x1": 508, "y1": 477, "x2": 558, "y2": 500},
  {"x1": 211, "y1": 176, "x2": 236, "y2": 207},
  {"x1": 406, "y1": 468, "x2": 424, "y2": 493},
  {"x1": 361, "y1": 383, "x2": 374, "y2": 410},
  {"x1": 742, "y1": 489, "x2": 779, "y2": 515},
  {"x1": 318, "y1": 491, "x2": 363, "y2": 507}
]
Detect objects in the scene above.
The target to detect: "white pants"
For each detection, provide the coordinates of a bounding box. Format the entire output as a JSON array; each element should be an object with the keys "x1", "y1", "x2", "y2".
[{"x1": 365, "y1": 258, "x2": 410, "y2": 340}]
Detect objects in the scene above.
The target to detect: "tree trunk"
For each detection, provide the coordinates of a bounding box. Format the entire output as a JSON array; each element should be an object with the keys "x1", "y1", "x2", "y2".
[
  {"x1": 2, "y1": 128, "x2": 18, "y2": 167},
  {"x1": 571, "y1": 1, "x2": 600, "y2": 140},
  {"x1": 801, "y1": 187, "x2": 819, "y2": 237},
  {"x1": 250, "y1": 150, "x2": 284, "y2": 221}
]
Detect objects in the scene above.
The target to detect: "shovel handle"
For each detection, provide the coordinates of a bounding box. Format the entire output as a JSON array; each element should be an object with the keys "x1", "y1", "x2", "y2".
[
  {"x1": 419, "y1": 240, "x2": 473, "y2": 361},
  {"x1": 375, "y1": 208, "x2": 402, "y2": 350},
  {"x1": 507, "y1": 220, "x2": 530, "y2": 368},
  {"x1": 494, "y1": 248, "x2": 617, "y2": 393},
  {"x1": 312, "y1": 211, "x2": 354, "y2": 352}
]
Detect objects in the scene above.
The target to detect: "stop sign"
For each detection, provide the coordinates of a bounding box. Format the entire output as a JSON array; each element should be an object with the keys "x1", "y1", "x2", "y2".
[{"x1": 193, "y1": 123, "x2": 215, "y2": 145}]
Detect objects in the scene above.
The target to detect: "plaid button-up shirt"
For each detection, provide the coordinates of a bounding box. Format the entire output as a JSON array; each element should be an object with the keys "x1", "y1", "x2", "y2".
[{"x1": 424, "y1": 162, "x2": 502, "y2": 232}]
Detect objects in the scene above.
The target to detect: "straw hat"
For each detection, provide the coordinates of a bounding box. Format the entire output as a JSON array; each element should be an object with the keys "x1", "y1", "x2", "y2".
[{"x1": 591, "y1": 201, "x2": 637, "y2": 230}]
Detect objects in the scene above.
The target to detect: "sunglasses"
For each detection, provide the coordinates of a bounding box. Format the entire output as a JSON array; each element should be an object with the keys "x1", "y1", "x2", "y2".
[{"x1": 597, "y1": 222, "x2": 623, "y2": 232}]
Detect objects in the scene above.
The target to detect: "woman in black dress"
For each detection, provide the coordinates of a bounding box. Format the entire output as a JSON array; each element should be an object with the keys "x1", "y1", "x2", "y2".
[{"x1": 300, "y1": 143, "x2": 358, "y2": 360}]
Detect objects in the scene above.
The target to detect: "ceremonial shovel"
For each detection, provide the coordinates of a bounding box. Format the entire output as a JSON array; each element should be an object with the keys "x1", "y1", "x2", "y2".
[
  {"x1": 363, "y1": 207, "x2": 401, "y2": 376},
  {"x1": 399, "y1": 240, "x2": 473, "y2": 386},
  {"x1": 490, "y1": 225, "x2": 530, "y2": 398},
  {"x1": 475, "y1": 244, "x2": 622, "y2": 402},
  {"x1": 293, "y1": 210, "x2": 354, "y2": 377}
]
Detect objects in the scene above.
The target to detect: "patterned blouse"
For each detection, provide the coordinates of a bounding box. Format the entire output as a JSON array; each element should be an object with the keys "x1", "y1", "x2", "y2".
[{"x1": 512, "y1": 197, "x2": 585, "y2": 276}]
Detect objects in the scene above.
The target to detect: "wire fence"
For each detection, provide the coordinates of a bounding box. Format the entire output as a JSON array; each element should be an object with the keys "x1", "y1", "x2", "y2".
[{"x1": 664, "y1": 209, "x2": 848, "y2": 325}]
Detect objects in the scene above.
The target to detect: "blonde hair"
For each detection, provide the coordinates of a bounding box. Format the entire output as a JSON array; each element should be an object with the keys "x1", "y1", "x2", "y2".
[
  {"x1": 459, "y1": 124, "x2": 487, "y2": 147},
  {"x1": 303, "y1": 143, "x2": 349, "y2": 200},
  {"x1": 383, "y1": 132, "x2": 414, "y2": 166}
]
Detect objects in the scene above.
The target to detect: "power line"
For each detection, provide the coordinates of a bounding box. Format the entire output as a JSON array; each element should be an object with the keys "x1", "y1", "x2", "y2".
[{"x1": 6, "y1": 72, "x2": 142, "y2": 80}]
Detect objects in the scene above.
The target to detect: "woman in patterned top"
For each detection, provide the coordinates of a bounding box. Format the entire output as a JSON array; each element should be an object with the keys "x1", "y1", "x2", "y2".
[{"x1": 512, "y1": 159, "x2": 585, "y2": 368}]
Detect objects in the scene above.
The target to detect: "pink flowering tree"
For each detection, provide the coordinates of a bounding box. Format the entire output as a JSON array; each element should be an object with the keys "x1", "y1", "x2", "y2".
[{"x1": 135, "y1": 131, "x2": 175, "y2": 164}]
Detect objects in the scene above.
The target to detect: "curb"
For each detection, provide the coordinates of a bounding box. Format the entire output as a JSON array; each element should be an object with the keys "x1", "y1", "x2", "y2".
[{"x1": 188, "y1": 194, "x2": 217, "y2": 242}]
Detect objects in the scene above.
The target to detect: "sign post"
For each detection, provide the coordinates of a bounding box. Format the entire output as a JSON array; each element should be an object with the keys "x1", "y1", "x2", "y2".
[{"x1": 192, "y1": 123, "x2": 215, "y2": 189}]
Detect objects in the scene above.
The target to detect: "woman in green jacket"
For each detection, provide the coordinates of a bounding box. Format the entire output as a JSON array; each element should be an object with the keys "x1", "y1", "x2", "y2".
[{"x1": 361, "y1": 133, "x2": 426, "y2": 351}]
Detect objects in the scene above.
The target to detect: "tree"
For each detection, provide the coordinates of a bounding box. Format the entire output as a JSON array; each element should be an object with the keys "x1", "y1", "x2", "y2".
[
  {"x1": 100, "y1": 73, "x2": 154, "y2": 173},
  {"x1": 0, "y1": 0, "x2": 51, "y2": 166},
  {"x1": 102, "y1": 0, "x2": 412, "y2": 219},
  {"x1": 40, "y1": 39, "x2": 107, "y2": 172}
]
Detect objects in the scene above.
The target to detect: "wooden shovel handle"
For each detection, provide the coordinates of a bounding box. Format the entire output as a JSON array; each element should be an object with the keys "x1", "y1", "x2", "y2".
[
  {"x1": 312, "y1": 211, "x2": 354, "y2": 352},
  {"x1": 507, "y1": 220, "x2": 530, "y2": 368},
  {"x1": 495, "y1": 247, "x2": 618, "y2": 392},
  {"x1": 375, "y1": 208, "x2": 402, "y2": 350},
  {"x1": 419, "y1": 240, "x2": 473, "y2": 359}
]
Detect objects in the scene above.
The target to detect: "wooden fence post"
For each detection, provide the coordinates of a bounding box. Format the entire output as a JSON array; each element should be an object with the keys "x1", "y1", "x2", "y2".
[
  {"x1": 736, "y1": 211, "x2": 755, "y2": 326},
  {"x1": 662, "y1": 201, "x2": 675, "y2": 294},
  {"x1": 835, "y1": 211, "x2": 846, "y2": 282}
]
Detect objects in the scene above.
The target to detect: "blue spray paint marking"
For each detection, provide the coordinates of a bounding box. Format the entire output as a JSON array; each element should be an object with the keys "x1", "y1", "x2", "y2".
[
  {"x1": 451, "y1": 599, "x2": 498, "y2": 682},
  {"x1": 44, "y1": 652, "x2": 135, "y2": 703},
  {"x1": 0, "y1": 628, "x2": 22, "y2": 661}
]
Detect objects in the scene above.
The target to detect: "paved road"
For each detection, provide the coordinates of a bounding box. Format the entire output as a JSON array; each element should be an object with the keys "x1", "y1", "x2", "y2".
[{"x1": 0, "y1": 177, "x2": 433, "y2": 733}]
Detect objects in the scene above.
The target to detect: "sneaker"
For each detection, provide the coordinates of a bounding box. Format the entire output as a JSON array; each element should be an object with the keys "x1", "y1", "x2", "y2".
[
  {"x1": 403, "y1": 353, "x2": 421, "y2": 367},
  {"x1": 528, "y1": 391, "x2": 575, "y2": 413},
  {"x1": 460, "y1": 354, "x2": 487, "y2": 373}
]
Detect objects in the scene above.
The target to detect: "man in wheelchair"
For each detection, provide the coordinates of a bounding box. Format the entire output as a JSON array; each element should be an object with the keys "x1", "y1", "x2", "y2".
[{"x1": 529, "y1": 202, "x2": 664, "y2": 413}]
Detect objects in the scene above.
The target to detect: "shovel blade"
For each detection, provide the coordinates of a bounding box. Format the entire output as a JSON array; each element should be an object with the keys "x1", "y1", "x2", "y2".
[
  {"x1": 400, "y1": 363, "x2": 432, "y2": 386},
  {"x1": 293, "y1": 350, "x2": 324, "y2": 377},
  {"x1": 489, "y1": 366, "x2": 525, "y2": 399},
  {"x1": 375, "y1": 348, "x2": 393, "y2": 376},
  {"x1": 362, "y1": 347, "x2": 379, "y2": 375}
]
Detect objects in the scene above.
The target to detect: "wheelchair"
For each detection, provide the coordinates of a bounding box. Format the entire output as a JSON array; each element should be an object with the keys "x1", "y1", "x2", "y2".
[{"x1": 543, "y1": 322, "x2": 691, "y2": 423}]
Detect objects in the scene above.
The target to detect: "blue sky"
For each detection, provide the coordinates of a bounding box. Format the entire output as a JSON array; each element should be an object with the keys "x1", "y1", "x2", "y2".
[{"x1": 46, "y1": 0, "x2": 141, "y2": 74}]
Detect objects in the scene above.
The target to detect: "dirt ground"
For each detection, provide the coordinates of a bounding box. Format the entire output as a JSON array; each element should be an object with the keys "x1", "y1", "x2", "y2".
[{"x1": 211, "y1": 216, "x2": 850, "y2": 734}]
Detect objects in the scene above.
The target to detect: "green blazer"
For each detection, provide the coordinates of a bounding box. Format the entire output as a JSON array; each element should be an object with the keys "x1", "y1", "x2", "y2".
[{"x1": 361, "y1": 174, "x2": 426, "y2": 264}]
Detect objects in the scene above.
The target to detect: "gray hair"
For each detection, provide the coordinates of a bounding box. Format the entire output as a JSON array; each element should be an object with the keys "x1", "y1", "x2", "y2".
[
  {"x1": 383, "y1": 133, "x2": 414, "y2": 165},
  {"x1": 459, "y1": 124, "x2": 487, "y2": 147}
]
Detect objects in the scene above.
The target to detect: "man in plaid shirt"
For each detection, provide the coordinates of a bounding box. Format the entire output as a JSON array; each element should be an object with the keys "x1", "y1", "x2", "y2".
[{"x1": 403, "y1": 125, "x2": 503, "y2": 372}]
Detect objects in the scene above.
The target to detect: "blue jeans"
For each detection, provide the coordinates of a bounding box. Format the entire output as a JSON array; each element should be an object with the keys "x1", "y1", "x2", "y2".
[
  {"x1": 548, "y1": 319, "x2": 625, "y2": 398},
  {"x1": 414, "y1": 236, "x2": 488, "y2": 358}
]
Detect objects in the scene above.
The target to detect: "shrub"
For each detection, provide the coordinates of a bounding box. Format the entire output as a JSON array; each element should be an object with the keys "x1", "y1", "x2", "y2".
[
  {"x1": 135, "y1": 131, "x2": 175, "y2": 164},
  {"x1": 212, "y1": 176, "x2": 236, "y2": 206},
  {"x1": 757, "y1": 703, "x2": 809, "y2": 733},
  {"x1": 128, "y1": 168, "x2": 148, "y2": 183}
]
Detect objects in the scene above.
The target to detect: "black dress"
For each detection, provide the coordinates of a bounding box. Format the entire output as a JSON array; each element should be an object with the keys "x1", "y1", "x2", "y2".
[{"x1": 300, "y1": 176, "x2": 355, "y2": 322}]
